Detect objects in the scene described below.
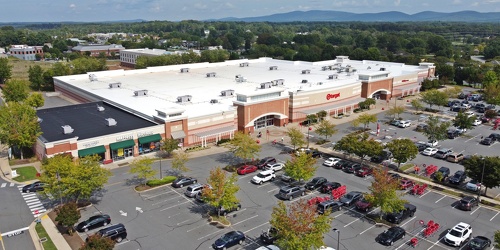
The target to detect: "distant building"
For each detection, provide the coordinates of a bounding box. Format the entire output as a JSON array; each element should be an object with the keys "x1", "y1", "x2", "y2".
[
  {"x1": 71, "y1": 44, "x2": 124, "y2": 57},
  {"x1": 0, "y1": 48, "x2": 6, "y2": 58},
  {"x1": 120, "y1": 48, "x2": 199, "y2": 68},
  {"x1": 9, "y1": 45, "x2": 44, "y2": 61}
]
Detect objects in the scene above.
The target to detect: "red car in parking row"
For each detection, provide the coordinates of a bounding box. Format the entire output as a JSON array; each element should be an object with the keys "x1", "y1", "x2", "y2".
[
  {"x1": 237, "y1": 165, "x2": 258, "y2": 175},
  {"x1": 355, "y1": 166, "x2": 373, "y2": 177},
  {"x1": 400, "y1": 178, "x2": 414, "y2": 190}
]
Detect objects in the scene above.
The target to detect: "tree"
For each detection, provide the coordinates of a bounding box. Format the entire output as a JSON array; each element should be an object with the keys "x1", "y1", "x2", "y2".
[
  {"x1": 80, "y1": 234, "x2": 115, "y2": 250},
  {"x1": 304, "y1": 114, "x2": 318, "y2": 125},
  {"x1": 160, "y1": 138, "x2": 180, "y2": 156},
  {"x1": 442, "y1": 86, "x2": 462, "y2": 99},
  {"x1": 365, "y1": 168, "x2": 407, "y2": 219},
  {"x1": 171, "y1": 151, "x2": 190, "y2": 175},
  {"x1": 351, "y1": 133, "x2": 383, "y2": 165},
  {"x1": 423, "y1": 116, "x2": 451, "y2": 142},
  {"x1": 484, "y1": 84, "x2": 500, "y2": 105},
  {"x1": 385, "y1": 139, "x2": 419, "y2": 169},
  {"x1": 2, "y1": 79, "x2": 30, "y2": 102},
  {"x1": 462, "y1": 156, "x2": 500, "y2": 195},
  {"x1": 25, "y1": 92, "x2": 45, "y2": 108},
  {"x1": 483, "y1": 71, "x2": 498, "y2": 88},
  {"x1": 314, "y1": 120, "x2": 337, "y2": 140},
  {"x1": 287, "y1": 127, "x2": 306, "y2": 150},
  {"x1": 410, "y1": 99, "x2": 424, "y2": 113},
  {"x1": 270, "y1": 200, "x2": 332, "y2": 250},
  {"x1": 495, "y1": 230, "x2": 500, "y2": 249},
  {"x1": 386, "y1": 105, "x2": 405, "y2": 120},
  {"x1": 55, "y1": 202, "x2": 81, "y2": 235},
  {"x1": 334, "y1": 133, "x2": 359, "y2": 157},
  {"x1": 28, "y1": 65, "x2": 45, "y2": 91},
  {"x1": 420, "y1": 89, "x2": 448, "y2": 111},
  {"x1": 0, "y1": 58, "x2": 12, "y2": 84},
  {"x1": 359, "y1": 98, "x2": 376, "y2": 110},
  {"x1": 129, "y1": 157, "x2": 157, "y2": 186},
  {"x1": 453, "y1": 111, "x2": 476, "y2": 131},
  {"x1": 352, "y1": 113, "x2": 377, "y2": 130},
  {"x1": 0, "y1": 101, "x2": 42, "y2": 159},
  {"x1": 316, "y1": 110, "x2": 327, "y2": 121},
  {"x1": 284, "y1": 152, "x2": 318, "y2": 182},
  {"x1": 201, "y1": 167, "x2": 239, "y2": 216},
  {"x1": 226, "y1": 131, "x2": 261, "y2": 162}
]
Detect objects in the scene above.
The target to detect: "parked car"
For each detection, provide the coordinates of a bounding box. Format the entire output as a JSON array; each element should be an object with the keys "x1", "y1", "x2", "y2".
[
  {"x1": 488, "y1": 133, "x2": 500, "y2": 141},
  {"x1": 415, "y1": 142, "x2": 427, "y2": 152},
  {"x1": 355, "y1": 198, "x2": 372, "y2": 212},
  {"x1": 323, "y1": 157, "x2": 341, "y2": 167},
  {"x1": 184, "y1": 183, "x2": 211, "y2": 198},
  {"x1": 76, "y1": 214, "x2": 111, "y2": 232},
  {"x1": 399, "y1": 179, "x2": 414, "y2": 190},
  {"x1": 266, "y1": 163, "x2": 285, "y2": 172},
  {"x1": 472, "y1": 119, "x2": 482, "y2": 126},
  {"x1": 355, "y1": 166, "x2": 373, "y2": 177},
  {"x1": 455, "y1": 127, "x2": 468, "y2": 134},
  {"x1": 89, "y1": 223, "x2": 127, "y2": 243},
  {"x1": 447, "y1": 153, "x2": 464, "y2": 163},
  {"x1": 260, "y1": 227, "x2": 279, "y2": 244},
  {"x1": 216, "y1": 202, "x2": 242, "y2": 216},
  {"x1": 389, "y1": 173, "x2": 402, "y2": 180},
  {"x1": 343, "y1": 163, "x2": 362, "y2": 174},
  {"x1": 464, "y1": 111, "x2": 475, "y2": 118},
  {"x1": 172, "y1": 177, "x2": 197, "y2": 188},
  {"x1": 481, "y1": 116, "x2": 491, "y2": 123},
  {"x1": 333, "y1": 160, "x2": 350, "y2": 170},
  {"x1": 22, "y1": 181, "x2": 45, "y2": 193},
  {"x1": 256, "y1": 245, "x2": 281, "y2": 250},
  {"x1": 305, "y1": 177, "x2": 328, "y2": 190},
  {"x1": 421, "y1": 147, "x2": 438, "y2": 156},
  {"x1": 252, "y1": 170, "x2": 276, "y2": 185},
  {"x1": 385, "y1": 203, "x2": 416, "y2": 224},
  {"x1": 444, "y1": 222, "x2": 472, "y2": 247},
  {"x1": 448, "y1": 170, "x2": 467, "y2": 184},
  {"x1": 390, "y1": 120, "x2": 400, "y2": 127},
  {"x1": 237, "y1": 165, "x2": 258, "y2": 175},
  {"x1": 426, "y1": 140, "x2": 438, "y2": 147},
  {"x1": 339, "y1": 191, "x2": 363, "y2": 206},
  {"x1": 278, "y1": 185, "x2": 306, "y2": 200},
  {"x1": 458, "y1": 196, "x2": 479, "y2": 211},
  {"x1": 480, "y1": 137, "x2": 494, "y2": 145},
  {"x1": 447, "y1": 130, "x2": 460, "y2": 139},
  {"x1": 212, "y1": 231, "x2": 245, "y2": 250},
  {"x1": 434, "y1": 166, "x2": 450, "y2": 180},
  {"x1": 320, "y1": 182, "x2": 342, "y2": 194},
  {"x1": 415, "y1": 123, "x2": 429, "y2": 131},
  {"x1": 464, "y1": 236, "x2": 491, "y2": 250},
  {"x1": 317, "y1": 200, "x2": 343, "y2": 214},
  {"x1": 376, "y1": 226, "x2": 406, "y2": 246},
  {"x1": 434, "y1": 148, "x2": 453, "y2": 159},
  {"x1": 256, "y1": 157, "x2": 277, "y2": 169},
  {"x1": 398, "y1": 120, "x2": 411, "y2": 128},
  {"x1": 305, "y1": 149, "x2": 322, "y2": 158},
  {"x1": 370, "y1": 151, "x2": 392, "y2": 163},
  {"x1": 466, "y1": 179, "x2": 481, "y2": 192}
]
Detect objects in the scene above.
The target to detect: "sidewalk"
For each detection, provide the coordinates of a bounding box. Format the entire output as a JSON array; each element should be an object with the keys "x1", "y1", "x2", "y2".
[{"x1": 29, "y1": 214, "x2": 72, "y2": 250}]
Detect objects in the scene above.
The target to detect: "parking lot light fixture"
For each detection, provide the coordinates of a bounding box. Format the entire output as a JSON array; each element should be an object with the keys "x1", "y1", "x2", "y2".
[
  {"x1": 478, "y1": 157, "x2": 486, "y2": 201},
  {"x1": 333, "y1": 228, "x2": 340, "y2": 250},
  {"x1": 307, "y1": 127, "x2": 312, "y2": 148}
]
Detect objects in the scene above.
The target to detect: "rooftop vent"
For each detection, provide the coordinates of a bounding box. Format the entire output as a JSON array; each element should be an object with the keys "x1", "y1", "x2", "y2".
[
  {"x1": 89, "y1": 74, "x2": 97, "y2": 82},
  {"x1": 221, "y1": 89, "x2": 235, "y2": 96},
  {"x1": 37, "y1": 117, "x2": 43, "y2": 123},
  {"x1": 177, "y1": 95, "x2": 192, "y2": 103},
  {"x1": 210, "y1": 99, "x2": 218, "y2": 104},
  {"x1": 134, "y1": 90, "x2": 148, "y2": 96},
  {"x1": 109, "y1": 82, "x2": 121, "y2": 88},
  {"x1": 302, "y1": 69, "x2": 311, "y2": 74},
  {"x1": 380, "y1": 67, "x2": 386, "y2": 71},
  {"x1": 206, "y1": 72, "x2": 216, "y2": 77},
  {"x1": 62, "y1": 125, "x2": 74, "y2": 134},
  {"x1": 260, "y1": 82, "x2": 272, "y2": 89},
  {"x1": 272, "y1": 79, "x2": 284, "y2": 86},
  {"x1": 97, "y1": 104, "x2": 105, "y2": 112},
  {"x1": 321, "y1": 66, "x2": 328, "y2": 71},
  {"x1": 180, "y1": 68, "x2": 189, "y2": 73},
  {"x1": 239, "y1": 62, "x2": 249, "y2": 67},
  {"x1": 105, "y1": 118, "x2": 117, "y2": 127},
  {"x1": 301, "y1": 79, "x2": 308, "y2": 83},
  {"x1": 328, "y1": 74, "x2": 338, "y2": 79},
  {"x1": 269, "y1": 66, "x2": 278, "y2": 70},
  {"x1": 317, "y1": 82, "x2": 323, "y2": 85},
  {"x1": 367, "y1": 66, "x2": 371, "y2": 70},
  {"x1": 235, "y1": 75, "x2": 247, "y2": 82}
]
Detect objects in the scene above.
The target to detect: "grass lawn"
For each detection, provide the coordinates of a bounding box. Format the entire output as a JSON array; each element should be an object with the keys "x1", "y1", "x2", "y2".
[
  {"x1": 12, "y1": 166, "x2": 38, "y2": 182},
  {"x1": 9, "y1": 57, "x2": 53, "y2": 81},
  {"x1": 35, "y1": 223, "x2": 58, "y2": 250}
]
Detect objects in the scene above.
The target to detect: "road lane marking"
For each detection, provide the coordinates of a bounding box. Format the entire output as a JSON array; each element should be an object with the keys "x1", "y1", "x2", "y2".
[
  {"x1": 243, "y1": 221, "x2": 269, "y2": 234},
  {"x1": 1, "y1": 183, "x2": 6, "y2": 188},
  {"x1": 197, "y1": 215, "x2": 259, "y2": 240},
  {"x1": 419, "y1": 190, "x2": 430, "y2": 198},
  {"x1": 256, "y1": 182, "x2": 272, "y2": 188},
  {"x1": 159, "y1": 201, "x2": 190, "y2": 211},
  {"x1": 267, "y1": 187, "x2": 279, "y2": 193},
  {"x1": 491, "y1": 212, "x2": 499, "y2": 221},
  {"x1": 435, "y1": 195, "x2": 447, "y2": 203},
  {"x1": 0, "y1": 227, "x2": 30, "y2": 237},
  {"x1": 359, "y1": 225, "x2": 375, "y2": 235},
  {"x1": 186, "y1": 222, "x2": 210, "y2": 232},
  {"x1": 470, "y1": 206, "x2": 480, "y2": 215},
  {"x1": 104, "y1": 181, "x2": 124, "y2": 187}
]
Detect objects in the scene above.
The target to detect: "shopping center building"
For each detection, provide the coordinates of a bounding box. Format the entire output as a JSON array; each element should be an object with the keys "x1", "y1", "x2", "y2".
[{"x1": 38, "y1": 56, "x2": 435, "y2": 161}]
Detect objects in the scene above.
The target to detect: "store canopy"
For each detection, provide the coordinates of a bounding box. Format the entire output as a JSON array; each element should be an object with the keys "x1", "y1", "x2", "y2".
[
  {"x1": 171, "y1": 130, "x2": 186, "y2": 139},
  {"x1": 194, "y1": 126, "x2": 236, "y2": 138},
  {"x1": 138, "y1": 134, "x2": 162, "y2": 144},
  {"x1": 109, "y1": 139, "x2": 135, "y2": 150},
  {"x1": 78, "y1": 145, "x2": 106, "y2": 157}
]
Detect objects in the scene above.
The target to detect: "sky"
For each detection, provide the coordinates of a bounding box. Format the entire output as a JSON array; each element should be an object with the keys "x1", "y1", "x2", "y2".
[{"x1": 1, "y1": 0, "x2": 500, "y2": 23}]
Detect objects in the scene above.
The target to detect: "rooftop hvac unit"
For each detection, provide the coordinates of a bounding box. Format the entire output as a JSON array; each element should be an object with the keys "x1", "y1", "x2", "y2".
[
  {"x1": 62, "y1": 125, "x2": 74, "y2": 134},
  {"x1": 180, "y1": 68, "x2": 189, "y2": 73},
  {"x1": 221, "y1": 89, "x2": 235, "y2": 96},
  {"x1": 177, "y1": 95, "x2": 192, "y2": 103},
  {"x1": 321, "y1": 66, "x2": 328, "y2": 71},
  {"x1": 235, "y1": 75, "x2": 247, "y2": 82},
  {"x1": 97, "y1": 105, "x2": 105, "y2": 112},
  {"x1": 134, "y1": 90, "x2": 148, "y2": 96},
  {"x1": 239, "y1": 62, "x2": 249, "y2": 67},
  {"x1": 109, "y1": 82, "x2": 121, "y2": 88},
  {"x1": 89, "y1": 74, "x2": 97, "y2": 82},
  {"x1": 302, "y1": 69, "x2": 311, "y2": 74},
  {"x1": 210, "y1": 99, "x2": 218, "y2": 104},
  {"x1": 260, "y1": 82, "x2": 272, "y2": 89},
  {"x1": 272, "y1": 79, "x2": 284, "y2": 86},
  {"x1": 301, "y1": 79, "x2": 308, "y2": 83},
  {"x1": 269, "y1": 66, "x2": 278, "y2": 70},
  {"x1": 380, "y1": 68, "x2": 386, "y2": 71},
  {"x1": 318, "y1": 82, "x2": 323, "y2": 85},
  {"x1": 328, "y1": 74, "x2": 338, "y2": 79},
  {"x1": 105, "y1": 118, "x2": 117, "y2": 127},
  {"x1": 206, "y1": 72, "x2": 216, "y2": 77},
  {"x1": 367, "y1": 66, "x2": 371, "y2": 70}
]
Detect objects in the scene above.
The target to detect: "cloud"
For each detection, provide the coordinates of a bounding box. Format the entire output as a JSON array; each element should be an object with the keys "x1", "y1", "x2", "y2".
[
  {"x1": 394, "y1": 0, "x2": 401, "y2": 6},
  {"x1": 69, "y1": 3, "x2": 76, "y2": 9},
  {"x1": 471, "y1": 1, "x2": 480, "y2": 6},
  {"x1": 194, "y1": 2, "x2": 208, "y2": 10}
]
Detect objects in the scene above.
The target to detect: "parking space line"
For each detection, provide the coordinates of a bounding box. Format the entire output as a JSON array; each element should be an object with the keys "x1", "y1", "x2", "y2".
[
  {"x1": 490, "y1": 211, "x2": 499, "y2": 221},
  {"x1": 151, "y1": 195, "x2": 185, "y2": 206},
  {"x1": 177, "y1": 219, "x2": 192, "y2": 226},
  {"x1": 267, "y1": 187, "x2": 279, "y2": 193},
  {"x1": 197, "y1": 215, "x2": 259, "y2": 240},
  {"x1": 243, "y1": 221, "x2": 269, "y2": 234},
  {"x1": 400, "y1": 216, "x2": 416, "y2": 227},
  {"x1": 142, "y1": 190, "x2": 175, "y2": 199},
  {"x1": 186, "y1": 222, "x2": 210, "y2": 232},
  {"x1": 359, "y1": 225, "x2": 375, "y2": 235},
  {"x1": 419, "y1": 190, "x2": 430, "y2": 198},
  {"x1": 239, "y1": 175, "x2": 255, "y2": 180},
  {"x1": 428, "y1": 232, "x2": 449, "y2": 250},
  {"x1": 343, "y1": 216, "x2": 362, "y2": 227},
  {"x1": 435, "y1": 195, "x2": 447, "y2": 203},
  {"x1": 159, "y1": 200, "x2": 190, "y2": 211},
  {"x1": 114, "y1": 239, "x2": 131, "y2": 246},
  {"x1": 256, "y1": 182, "x2": 272, "y2": 188},
  {"x1": 470, "y1": 206, "x2": 481, "y2": 215}
]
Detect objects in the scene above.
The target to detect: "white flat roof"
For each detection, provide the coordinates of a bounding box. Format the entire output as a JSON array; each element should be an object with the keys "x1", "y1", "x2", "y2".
[{"x1": 55, "y1": 57, "x2": 425, "y2": 120}]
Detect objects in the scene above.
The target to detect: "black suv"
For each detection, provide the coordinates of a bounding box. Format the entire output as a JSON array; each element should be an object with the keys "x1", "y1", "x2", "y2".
[
  {"x1": 90, "y1": 223, "x2": 127, "y2": 243},
  {"x1": 76, "y1": 214, "x2": 111, "y2": 232},
  {"x1": 447, "y1": 130, "x2": 460, "y2": 139},
  {"x1": 305, "y1": 149, "x2": 322, "y2": 158},
  {"x1": 458, "y1": 196, "x2": 479, "y2": 211},
  {"x1": 305, "y1": 177, "x2": 328, "y2": 190},
  {"x1": 260, "y1": 227, "x2": 279, "y2": 244},
  {"x1": 385, "y1": 203, "x2": 416, "y2": 224},
  {"x1": 22, "y1": 181, "x2": 45, "y2": 193},
  {"x1": 216, "y1": 202, "x2": 242, "y2": 216},
  {"x1": 433, "y1": 167, "x2": 450, "y2": 181},
  {"x1": 256, "y1": 157, "x2": 277, "y2": 169},
  {"x1": 449, "y1": 171, "x2": 467, "y2": 185}
]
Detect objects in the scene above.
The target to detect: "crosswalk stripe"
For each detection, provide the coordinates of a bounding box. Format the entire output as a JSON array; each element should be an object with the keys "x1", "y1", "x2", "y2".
[
  {"x1": 10, "y1": 183, "x2": 14, "y2": 187},
  {"x1": 30, "y1": 205, "x2": 45, "y2": 211},
  {"x1": 26, "y1": 200, "x2": 42, "y2": 206},
  {"x1": 22, "y1": 193, "x2": 37, "y2": 198},
  {"x1": 18, "y1": 188, "x2": 47, "y2": 217},
  {"x1": 24, "y1": 197, "x2": 39, "y2": 202},
  {"x1": 0, "y1": 183, "x2": 6, "y2": 188}
]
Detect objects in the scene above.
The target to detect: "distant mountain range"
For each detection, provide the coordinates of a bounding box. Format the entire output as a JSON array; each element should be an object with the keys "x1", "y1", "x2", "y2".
[{"x1": 216, "y1": 10, "x2": 500, "y2": 23}]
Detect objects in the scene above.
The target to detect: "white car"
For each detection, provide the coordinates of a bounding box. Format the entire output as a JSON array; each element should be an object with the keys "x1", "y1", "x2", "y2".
[
  {"x1": 472, "y1": 119, "x2": 482, "y2": 126},
  {"x1": 461, "y1": 103, "x2": 472, "y2": 109},
  {"x1": 398, "y1": 120, "x2": 411, "y2": 128},
  {"x1": 256, "y1": 245, "x2": 281, "y2": 250},
  {"x1": 455, "y1": 127, "x2": 467, "y2": 134},
  {"x1": 465, "y1": 179, "x2": 481, "y2": 191},
  {"x1": 426, "y1": 140, "x2": 438, "y2": 147},
  {"x1": 464, "y1": 111, "x2": 475, "y2": 118},
  {"x1": 444, "y1": 222, "x2": 472, "y2": 247},
  {"x1": 323, "y1": 157, "x2": 341, "y2": 167},
  {"x1": 266, "y1": 163, "x2": 285, "y2": 172},
  {"x1": 251, "y1": 170, "x2": 276, "y2": 185},
  {"x1": 421, "y1": 147, "x2": 438, "y2": 156}
]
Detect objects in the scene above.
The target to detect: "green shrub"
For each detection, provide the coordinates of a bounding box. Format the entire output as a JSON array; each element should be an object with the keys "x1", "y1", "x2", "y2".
[
  {"x1": 146, "y1": 176, "x2": 176, "y2": 187},
  {"x1": 216, "y1": 138, "x2": 231, "y2": 145}
]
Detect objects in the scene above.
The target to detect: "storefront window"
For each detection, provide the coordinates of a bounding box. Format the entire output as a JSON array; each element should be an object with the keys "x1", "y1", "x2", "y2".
[{"x1": 254, "y1": 115, "x2": 275, "y2": 130}]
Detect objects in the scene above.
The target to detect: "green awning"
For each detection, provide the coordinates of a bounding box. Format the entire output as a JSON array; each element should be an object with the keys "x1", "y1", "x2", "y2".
[
  {"x1": 138, "y1": 134, "x2": 162, "y2": 144},
  {"x1": 109, "y1": 139, "x2": 135, "y2": 150},
  {"x1": 78, "y1": 145, "x2": 106, "y2": 157}
]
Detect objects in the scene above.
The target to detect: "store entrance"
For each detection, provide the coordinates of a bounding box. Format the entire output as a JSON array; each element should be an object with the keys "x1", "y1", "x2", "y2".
[{"x1": 254, "y1": 115, "x2": 275, "y2": 130}]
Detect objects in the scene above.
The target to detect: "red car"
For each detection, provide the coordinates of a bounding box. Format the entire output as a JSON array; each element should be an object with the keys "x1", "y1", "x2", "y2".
[
  {"x1": 355, "y1": 198, "x2": 372, "y2": 212},
  {"x1": 355, "y1": 166, "x2": 373, "y2": 177},
  {"x1": 400, "y1": 178, "x2": 414, "y2": 190},
  {"x1": 237, "y1": 165, "x2": 258, "y2": 175}
]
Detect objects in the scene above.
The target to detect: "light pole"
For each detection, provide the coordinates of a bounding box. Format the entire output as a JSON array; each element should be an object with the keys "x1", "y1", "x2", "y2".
[
  {"x1": 333, "y1": 228, "x2": 340, "y2": 250},
  {"x1": 478, "y1": 157, "x2": 486, "y2": 201},
  {"x1": 307, "y1": 127, "x2": 312, "y2": 148}
]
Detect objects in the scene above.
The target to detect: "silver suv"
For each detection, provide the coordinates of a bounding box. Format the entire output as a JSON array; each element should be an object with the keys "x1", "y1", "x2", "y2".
[
  {"x1": 184, "y1": 183, "x2": 211, "y2": 198},
  {"x1": 434, "y1": 148, "x2": 452, "y2": 159}
]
